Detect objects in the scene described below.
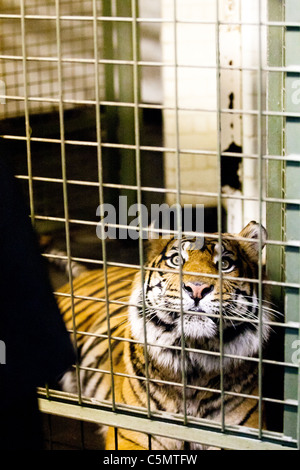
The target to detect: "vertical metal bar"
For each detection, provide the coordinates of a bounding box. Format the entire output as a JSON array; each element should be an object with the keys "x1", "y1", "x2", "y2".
[
  {"x1": 266, "y1": 0, "x2": 286, "y2": 433},
  {"x1": 131, "y1": 0, "x2": 151, "y2": 419},
  {"x1": 148, "y1": 434, "x2": 152, "y2": 451},
  {"x1": 114, "y1": 427, "x2": 119, "y2": 450},
  {"x1": 215, "y1": 0, "x2": 224, "y2": 432},
  {"x1": 116, "y1": 0, "x2": 136, "y2": 210},
  {"x1": 102, "y1": 0, "x2": 119, "y2": 209},
  {"x1": 257, "y1": 0, "x2": 264, "y2": 438},
  {"x1": 284, "y1": 131, "x2": 300, "y2": 441},
  {"x1": 80, "y1": 421, "x2": 85, "y2": 450},
  {"x1": 102, "y1": 1, "x2": 115, "y2": 102},
  {"x1": 92, "y1": 0, "x2": 116, "y2": 411},
  {"x1": 173, "y1": 0, "x2": 187, "y2": 426},
  {"x1": 20, "y1": 0, "x2": 35, "y2": 222},
  {"x1": 55, "y1": 0, "x2": 82, "y2": 404},
  {"x1": 298, "y1": 356, "x2": 300, "y2": 449},
  {"x1": 266, "y1": 0, "x2": 285, "y2": 323},
  {"x1": 46, "y1": 414, "x2": 53, "y2": 450}
]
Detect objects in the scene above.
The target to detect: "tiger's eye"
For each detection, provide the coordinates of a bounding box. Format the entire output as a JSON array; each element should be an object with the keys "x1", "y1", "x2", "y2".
[
  {"x1": 172, "y1": 255, "x2": 180, "y2": 266},
  {"x1": 221, "y1": 259, "x2": 231, "y2": 270}
]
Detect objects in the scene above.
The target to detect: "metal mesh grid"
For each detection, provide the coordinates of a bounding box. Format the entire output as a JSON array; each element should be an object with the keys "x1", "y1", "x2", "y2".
[
  {"x1": 0, "y1": 0, "x2": 104, "y2": 119},
  {"x1": 1, "y1": 0, "x2": 300, "y2": 450}
]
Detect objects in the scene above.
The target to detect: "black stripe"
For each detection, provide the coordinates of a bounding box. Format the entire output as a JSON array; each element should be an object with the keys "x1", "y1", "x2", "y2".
[
  {"x1": 149, "y1": 435, "x2": 170, "y2": 451},
  {"x1": 79, "y1": 303, "x2": 126, "y2": 328},
  {"x1": 78, "y1": 303, "x2": 127, "y2": 333},
  {"x1": 74, "y1": 307, "x2": 105, "y2": 331},
  {"x1": 159, "y1": 238, "x2": 175, "y2": 259},
  {"x1": 82, "y1": 321, "x2": 126, "y2": 358},
  {"x1": 200, "y1": 391, "x2": 238, "y2": 419},
  {"x1": 82, "y1": 369, "x2": 105, "y2": 395},
  {"x1": 60, "y1": 283, "x2": 105, "y2": 316},
  {"x1": 121, "y1": 378, "x2": 145, "y2": 408},
  {"x1": 148, "y1": 313, "x2": 176, "y2": 332},
  {"x1": 238, "y1": 402, "x2": 258, "y2": 426},
  {"x1": 81, "y1": 336, "x2": 106, "y2": 362},
  {"x1": 70, "y1": 271, "x2": 103, "y2": 291},
  {"x1": 223, "y1": 321, "x2": 257, "y2": 343},
  {"x1": 235, "y1": 287, "x2": 250, "y2": 298},
  {"x1": 205, "y1": 242, "x2": 215, "y2": 256},
  {"x1": 60, "y1": 275, "x2": 132, "y2": 317},
  {"x1": 129, "y1": 343, "x2": 168, "y2": 412},
  {"x1": 137, "y1": 308, "x2": 176, "y2": 332},
  {"x1": 198, "y1": 394, "x2": 220, "y2": 417},
  {"x1": 82, "y1": 337, "x2": 127, "y2": 393},
  {"x1": 129, "y1": 342, "x2": 145, "y2": 378},
  {"x1": 146, "y1": 259, "x2": 159, "y2": 292},
  {"x1": 117, "y1": 429, "x2": 143, "y2": 449},
  {"x1": 114, "y1": 348, "x2": 124, "y2": 366},
  {"x1": 183, "y1": 441, "x2": 191, "y2": 450},
  {"x1": 81, "y1": 328, "x2": 127, "y2": 390},
  {"x1": 116, "y1": 429, "x2": 172, "y2": 450},
  {"x1": 119, "y1": 424, "x2": 170, "y2": 451}
]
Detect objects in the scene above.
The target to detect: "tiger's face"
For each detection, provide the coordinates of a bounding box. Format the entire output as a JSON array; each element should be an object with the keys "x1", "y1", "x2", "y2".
[{"x1": 129, "y1": 221, "x2": 271, "y2": 373}]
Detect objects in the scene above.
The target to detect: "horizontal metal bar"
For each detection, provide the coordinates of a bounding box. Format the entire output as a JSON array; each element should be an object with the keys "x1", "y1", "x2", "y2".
[
  {"x1": 58, "y1": 321, "x2": 300, "y2": 371},
  {"x1": 3, "y1": 90, "x2": 300, "y2": 119},
  {"x1": 48, "y1": 247, "x2": 300, "y2": 288},
  {"x1": 48, "y1": 250, "x2": 296, "y2": 292},
  {"x1": 0, "y1": 134, "x2": 264, "y2": 156},
  {"x1": 26, "y1": 207, "x2": 300, "y2": 247},
  {"x1": 3, "y1": 135, "x2": 300, "y2": 164},
  {"x1": 11, "y1": 174, "x2": 300, "y2": 206},
  {"x1": 38, "y1": 387, "x2": 299, "y2": 431},
  {"x1": 0, "y1": 53, "x2": 276, "y2": 70},
  {"x1": 38, "y1": 397, "x2": 297, "y2": 450},
  {"x1": 1, "y1": 52, "x2": 300, "y2": 74},
  {"x1": 40, "y1": 215, "x2": 300, "y2": 249},
  {"x1": 80, "y1": 366, "x2": 299, "y2": 401},
  {"x1": 0, "y1": 13, "x2": 299, "y2": 28},
  {"x1": 54, "y1": 284, "x2": 295, "y2": 332},
  {"x1": 56, "y1": 295, "x2": 298, "y2": 337},
  {"x1": 60, "y1": 361, "x2": 298, "y2": 407}
]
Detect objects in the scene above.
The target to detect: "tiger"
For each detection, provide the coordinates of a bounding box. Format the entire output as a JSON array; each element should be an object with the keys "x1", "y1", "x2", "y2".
[{"x1": 56, "y1": 221, "x2": 272, "y2": 450}]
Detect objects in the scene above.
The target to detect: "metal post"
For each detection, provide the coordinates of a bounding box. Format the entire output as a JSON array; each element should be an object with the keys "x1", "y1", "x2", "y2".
[
  {"x1": 266, "y1": 0, "x2": 286, "y2": 433},
  {"x1": 283, "y1": 0, "x2": 300, "y2": 442},
  {"x1": 20, "y1": 0, "x2": 35, "y2": 222},
  {"x1": 115, "y1": 0, "x2": 137, "y2": 210}
]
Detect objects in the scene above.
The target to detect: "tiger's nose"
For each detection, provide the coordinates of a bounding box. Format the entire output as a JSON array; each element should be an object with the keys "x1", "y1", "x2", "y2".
[{"x1": 183, "y1": 282, "x2": 213, "y2": 300}]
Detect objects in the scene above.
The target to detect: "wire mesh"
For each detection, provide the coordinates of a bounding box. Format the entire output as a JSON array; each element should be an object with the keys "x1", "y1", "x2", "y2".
[{"x1": 0, "y1": 0, "x2": 300, "y2": 451}]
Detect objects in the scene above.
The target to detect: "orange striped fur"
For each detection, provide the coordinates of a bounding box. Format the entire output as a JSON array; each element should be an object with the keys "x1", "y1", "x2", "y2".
[{"x1": 57, "y1": 222, "x2": 271, "y2": 450}]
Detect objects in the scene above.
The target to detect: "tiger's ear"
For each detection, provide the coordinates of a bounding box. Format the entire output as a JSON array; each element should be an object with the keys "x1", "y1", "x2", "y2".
[{"x1": 238, "y1": 221, "x2": 267, "y2": 262}]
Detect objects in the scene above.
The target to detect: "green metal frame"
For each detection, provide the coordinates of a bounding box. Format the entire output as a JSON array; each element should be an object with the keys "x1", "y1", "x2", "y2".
[
  {"x1": 266, "y1": 0, "x2": 285, "y2": 316},
  {"x1": 38, "y1": 394, "x2": 296, "y2": 450},
  {"x1": 283, "y1": 0, "x2": 300, "y2": 444},
  {"x1": 265, "y1": 0, "x2": 286, "y2": 435},
  {"x1": 284, "y1": 130, "x2": 300, "y2": 442},
  {"x1": 267, "y1": 0, "x2": 300, "y2": 444}
]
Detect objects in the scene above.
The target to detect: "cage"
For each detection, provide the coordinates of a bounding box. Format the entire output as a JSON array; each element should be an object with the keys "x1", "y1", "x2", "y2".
[{"x1": 0, "y1": 0, "x2": 299, "y2": 451}]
